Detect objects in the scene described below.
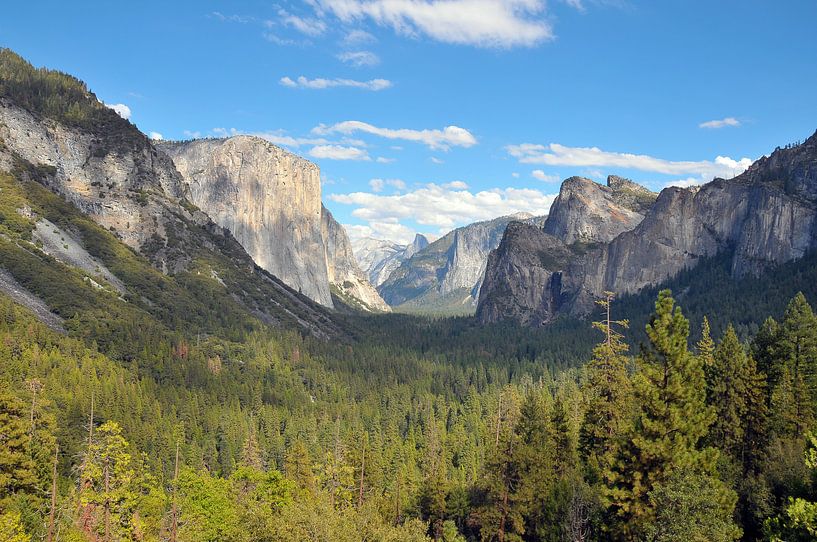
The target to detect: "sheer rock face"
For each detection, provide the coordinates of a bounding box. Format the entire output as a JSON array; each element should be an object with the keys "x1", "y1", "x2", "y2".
[
  {"x1": 158, "y1": 137, "x2": 333, "y2": 307},
  {"x1": 378, "y1": 214, "x2": 544, "y2": 313},
  {"x1": 0, "y1": 99, "x2": 191, "y2": 270},
  {"x1": 321, "y1": 206, "x2": 390, "y2": 312},
  {"x1": 478, "y1": 133, "x2": 817, "y2": 325},
  {"x1": 543, "y1": 176, "x2": 656, "y2": 245},
  {"x1": 353, "y1": 234, "x2": 429, "y2": 287}
]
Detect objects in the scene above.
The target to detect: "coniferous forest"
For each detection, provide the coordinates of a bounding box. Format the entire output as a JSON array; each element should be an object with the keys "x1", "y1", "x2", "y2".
[{"x1": 2, "y1": 279, "x2": 817, "y2": 541}]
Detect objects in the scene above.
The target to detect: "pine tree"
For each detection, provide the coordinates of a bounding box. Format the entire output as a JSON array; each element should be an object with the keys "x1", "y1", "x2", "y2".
[
  {"x1": 607, "y1": 290, "x2": 719, "y2": 541},
  {"x1": 708, "y1": 325, "x2": 751, "y2": 456},
  {"x1": 79, "y1": 421, "x2": 138, "y2": 542},
  {"x1": 580, "y1": 292, "x2": 632, "y2": 485},
  {"x1": 777, "y1": 293, "x2": 817, "y2": 432},
  {"x1": 284, "y1": 439, "x2": 315, "y2": 493},
  {"x1": 0, "y1": 387, "x2": 36, "y2": 509}
]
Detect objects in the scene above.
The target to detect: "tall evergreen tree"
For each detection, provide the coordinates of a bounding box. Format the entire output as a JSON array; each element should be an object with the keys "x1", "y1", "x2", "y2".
[
  {"x1": 607, "y1": 290, "x2": 719, "y2": 541},
  {"x1": 580, "y1": 292, "x2": 632, "y2": 486},
  {"x1": 777, "y1": 293, "x2": 817, "y2": 433},
  {"x1": 0, "y1": 387, "x2": 36, "y2": 509}
]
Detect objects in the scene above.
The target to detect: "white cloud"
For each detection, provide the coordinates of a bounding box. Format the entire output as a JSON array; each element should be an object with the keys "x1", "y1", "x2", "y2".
[
  {"x1": 314, "y1": 0, "x2": 553, "y2": 48},
  {"x1": 183, "y1": 130, "x2": 202, "y2": 139},
  {"x1": 280, "y1": 76, "x2": 392, "y2": 91},
  {"x1": 314, "y1": 120, "x2": 477, "y2": 150},
  {"x1": 376, "y1": 156, "x2": 396, "y2": 163},
  {"x1": 329, "y1": 182, "x2": 556, "y2": 234},
  {"x1": 343, "y1": 29, "x2": 377, "y2": 45},
  {"x1": 343, "y1": 221, "x2": 419, "y2": 244},
  {"x1": 149, "y1": 132, "x2": 164, "y2": 141},
  {"x1": 532, "y1": 169, "x2": 560, "y2": 182},
  {"x1": 309, "y1": 144, "x2": 371, "y2": 160},
  {"x1": 106, "y1": 103, "x2": 131, "y2": 120},
  {"x1": 337, "y1": 50, "x2": 380, "y2": 67},
  {"x1": 430, "y1": 156, "x2": 444, "y2": 164},
  {"x1": 699, "y1": 117, "x2": 741, "y2": 129},
  {"x1": 369, "y1": 178, "x2": 405, "y2": 191},
  {"x1": 507, "y1": 142, "x2": 753, "y2": 179},
  {"x1": 279, "y1": 10, "x2": 327, "y2": 36},
  {"x1": 511, "y1": 172, "x2": 520, "y2": 178},
  {"x1": 665, "y1": 177, "x2": 704, "y2": 189}
]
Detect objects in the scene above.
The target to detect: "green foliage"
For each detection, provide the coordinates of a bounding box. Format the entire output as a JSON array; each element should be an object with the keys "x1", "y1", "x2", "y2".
[
  {"x1": 0, "y1": 511, "x2": 30, "y2": 542},
  {"x1": 608, "y1": 290, "x2": 719, "y2": 540},
  {"x1": 645, "y1": 471, "x2": 741, "y2": 542}
]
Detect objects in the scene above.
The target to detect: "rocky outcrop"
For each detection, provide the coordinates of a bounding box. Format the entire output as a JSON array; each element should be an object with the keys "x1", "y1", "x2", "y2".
[
  {"x1": 158, "y1": 137, "x2": 333, "y2": 307},
  {"x1": 379, "y1": 213, "x2": 544, "y2": 314},
  {"x1": 543, "y1": 176, "x2": 656, "y2": 245},
  {"x1": 321, "y1": 206, "x2": 390, "y2": 312},
  {"x1": 0, "y1": 98, "x2": 192, "y2": 271},
  {"x1": 353, "y1": 234, "x2": 429, "y2": 287},
  {"x1": 477, "y1": 134, "x2": 817, "y2": 325}
]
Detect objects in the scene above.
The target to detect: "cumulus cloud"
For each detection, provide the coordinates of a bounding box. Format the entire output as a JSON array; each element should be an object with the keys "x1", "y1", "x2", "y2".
[
  {"x1": 337, "y1": 50, "x2": 380, "y2": 67},
  {"x1": 149, "y1": 132, "x2": 163, "y2": 141},
  {"x1": 376, "y1": 156, "x2": 396, "y2": 163},
  {"x1": 430, "y1": 157, "x2": 444, "y2": 164},
  {"x1": 280, "y1": 76, "x2": 392, "y2": 91},
  {"x1": 106, "y1": 103, "x2": 131, "y2": 120},
  {"x1": 314, "y1": 121, "x2": 477, "y2": 150},
  {"x1": 532, "y1": 169, "x2": 560, "y2": 182},
  {"x1": 507, "y1": 142, "x2": 753, "y2": 180},
  {"x1": 329, "y1": 183, "x2": 556, "y2": 235},
  {"x1": 314, "y1": 0, "x2": 553, "y2": 48},
  {"x1": 699, "y1": 117, "x2": 741, "y2": 129},
  {"x1": 343, "y1": 220, "x2": 420, "y2": 244},
  {"x1": 309, "y1": 144, "x2": 371, "y2": 160}
]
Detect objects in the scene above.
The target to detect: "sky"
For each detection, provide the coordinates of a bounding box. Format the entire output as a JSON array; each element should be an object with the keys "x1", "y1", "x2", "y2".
[{"x1": 2, "y1": 1, "x2": 816, "y2": 244}]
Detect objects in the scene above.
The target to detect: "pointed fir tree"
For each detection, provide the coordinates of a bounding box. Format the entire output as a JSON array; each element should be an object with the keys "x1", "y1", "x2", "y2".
[
  {"x1": 708, "y1": 325, "x2": 751, "y2": 458},
  {"x1": 580, "y1": 291, "x2": 632, "y2": 486},
  {"x1": 0, "y1": 386, "x2": 36, "y2": 509},
  {"x1": 777, "y1": 293, "x2": 817, "y2": 432},
  {"x1": 607, "y1": 290, "x2": 720, "y2": 541}
]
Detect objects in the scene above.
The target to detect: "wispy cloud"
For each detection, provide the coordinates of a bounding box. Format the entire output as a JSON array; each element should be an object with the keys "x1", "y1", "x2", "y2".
[
  {"x1": 507, "y1": 142, "x2": 752, "y2": 179},
  {"x1": 532, "y1": 169, "x2": 560, "y2": 182},
  {"x1": 309, "y1": 144, "x2": 371, "y2": 160},
  {"x1": 342, "y1": 29, "x2": 377, "y2": 45},
  {"x1": 369, "y1": 178, "x2": 406, "y2": 192},
  {"x1": 699, "y1": 117, "x2": 741, "y2": 129},
  {"x1": 313, "y1": 0, "x2": 553, "y2": 48},
  {"x1": 314, "y1": 121, "x2": 477, "y2": 150},
  {"x1": 337, "y1": 50, "x2": 380, "y2": 67},
  {"x1": 278, "y1": 9, "x2": 327, "y2": 36},
  {"x1": 280, "y1": 76, "x2": 392, "y2": 91},
  {"x1": 149, "y1": 132, "x2": 163, "y2": 141}
]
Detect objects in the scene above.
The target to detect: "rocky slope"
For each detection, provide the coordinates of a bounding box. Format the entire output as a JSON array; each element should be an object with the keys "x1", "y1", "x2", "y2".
[
  {"x1": 353, "y1": 234, "x2": 429, "y2": 287},
  {"x1": 379, "y1": 213, "x2": 545, "y2": 314},
  {"x1": 321, "y1": 206, "x2": 390, "y2": 312},
  {"x1": 477, "y1": 136, "x2": 817, "y2": 325},
  {"x1": 158, "y1": 137, "x2": 333, "y2": 307},
  {"x1": 0, "y1": 49, "x2": 341, "y2": 337}
]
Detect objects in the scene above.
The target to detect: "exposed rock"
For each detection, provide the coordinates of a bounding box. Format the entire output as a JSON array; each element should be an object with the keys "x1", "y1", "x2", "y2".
[
  {"x1": 477, "y1": 133, "x2": 817, "y2": 325},
  {"x1": 0, "y1": 98, "x2": 189, "y2": 270},
  {"x1": 353, "y1": 234, "x2": 429, "y2": 287},
  {"x1": 543, "y1": 176, "x2": 656, "y2": 245},
  {"x1": 32, "y1": 217, "x2": 126, "y2": 294},
  {"x1": 0, "y1": 269, "x2": 65, "y2": 333},
  {"x1": 158, "y1": 137, "x2": 333, "y2": 307},
  {"x1": 379, "y1": 213, "x2": 545, "y2": 314},
  {"x1": 321, "y1": 205, "x2": 390, "y2": 312}
]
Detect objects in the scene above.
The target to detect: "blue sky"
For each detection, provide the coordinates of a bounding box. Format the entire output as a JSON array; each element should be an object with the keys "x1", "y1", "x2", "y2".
[{"x1": 2, "y1": 1, "x2": 816, "y2": 243}]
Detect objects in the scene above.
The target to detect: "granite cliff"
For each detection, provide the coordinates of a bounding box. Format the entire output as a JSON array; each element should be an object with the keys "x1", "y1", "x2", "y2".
[
  {"x1": 353, "y1": 234, "x2": 429, "y2": 287},
  {"x1": 477, "y1": 135, "x2": 817, "y2": 325},
  {"x1": 379, "y1": 213, "x2": 545, "y2": 314},
  {"x1": 321, "y1": 205, "x2": 390, "y2": 312}
]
